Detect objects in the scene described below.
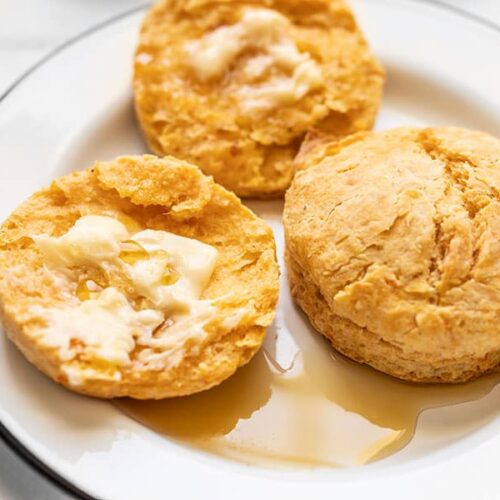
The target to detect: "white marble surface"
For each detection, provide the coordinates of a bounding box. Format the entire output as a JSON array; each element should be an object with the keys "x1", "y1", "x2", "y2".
[{"x1": 0, "y1": 1, "x2": 499, "y2": 499}]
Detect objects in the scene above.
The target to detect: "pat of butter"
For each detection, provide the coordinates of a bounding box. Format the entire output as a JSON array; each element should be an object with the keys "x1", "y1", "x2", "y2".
[
  {"x1": 237, "y1": 59, "x2": 324, "y2": 115},
  {"x1": 136, "y1": 300, "x2": 217, "y2": 370},
  {"x1": 184, "y1": 23, "x2": 244, "y2": 82},
  {"x1": 33, "y1": 215, "x2": 128, "y2": 268},
  {"x1": 32, "y1": 215, "x2": 223, "y2": 372},
  {"x1": 184, "y1": 9, "x2": 287, "y2": 82},
  {"x1": 184, "y1": 8, "x2": 323, "y2": 113},
  {"x1": 33, "y1": 215, "x2": 218, "y2": 308},
  {"x1": 34, "y1": 287, "x2": 164, "y2": 367},
  {"x1": 130, "y1": 229, "x2": 218, "y2": 310}
]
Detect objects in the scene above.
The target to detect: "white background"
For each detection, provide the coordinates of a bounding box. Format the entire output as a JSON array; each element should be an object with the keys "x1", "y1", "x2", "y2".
[{"x1": 0, "y1": 1, "x2": 499, "y2": 499}]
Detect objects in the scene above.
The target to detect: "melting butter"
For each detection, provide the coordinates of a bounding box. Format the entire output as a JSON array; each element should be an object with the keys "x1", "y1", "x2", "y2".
[
  {"x1": 33, "y1": 215, "x2": 128, "y2": 268},
  {"x1": 32, "y1": 287, "x2": 163, "y2": 368},
  {"x1": 136, "y1": 301, "x2": 219, "y2": 370},
  {"x1": 130, "y1": 229, "x2": 217, "y2": 310},
  {"x1": 31, "y1": 215, "x2": 222, "y2": 375},
  {"x1": 184, "y1": 8, "x2": 323, "y2": 114}
]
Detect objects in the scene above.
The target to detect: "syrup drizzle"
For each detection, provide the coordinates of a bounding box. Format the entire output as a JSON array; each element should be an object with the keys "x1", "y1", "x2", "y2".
[{"x1": 116, "y1": 338, "x2": 499, "y2": 468}]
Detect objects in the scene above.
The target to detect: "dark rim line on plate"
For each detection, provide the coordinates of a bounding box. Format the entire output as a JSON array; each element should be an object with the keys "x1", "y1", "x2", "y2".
[{"x1": 0, "y1": 1, "x2": 498, "y2": 499}]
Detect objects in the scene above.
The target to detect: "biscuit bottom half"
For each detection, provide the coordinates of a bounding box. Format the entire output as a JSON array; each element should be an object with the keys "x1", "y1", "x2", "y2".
[
  {"x1": 0, "y1": 155, "x2": 279, "y2": 398},
  {"x1": 286, "y1": 250, "x2": 500, "y2": 383}
]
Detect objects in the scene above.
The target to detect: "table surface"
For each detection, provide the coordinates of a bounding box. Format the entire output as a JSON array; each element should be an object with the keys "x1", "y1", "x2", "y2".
[{"x1": 1, "y1": 1, "x2": 499, "y2": 499}]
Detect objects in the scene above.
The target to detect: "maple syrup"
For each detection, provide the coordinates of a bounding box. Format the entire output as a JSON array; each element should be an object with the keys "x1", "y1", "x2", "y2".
[{"x1": 116, "y1": 337, "x2": 499, "y2": 468}]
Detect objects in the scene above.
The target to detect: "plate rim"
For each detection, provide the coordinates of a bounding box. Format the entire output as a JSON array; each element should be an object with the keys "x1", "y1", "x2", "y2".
[{"x1": 0, "y1": 1, "x2": 499, "y2": 498}]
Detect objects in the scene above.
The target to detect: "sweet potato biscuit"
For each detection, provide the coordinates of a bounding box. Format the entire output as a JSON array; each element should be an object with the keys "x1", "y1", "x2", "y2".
[
  {"x1": 284, "y1": 127, "x2": 500, "y2": 382},
  {"x1": 0, "y1": 155, "x2": 279, "y2": 398},
  {"x1": 134, "y1": 0, "x2": 384, "y2": 197}
]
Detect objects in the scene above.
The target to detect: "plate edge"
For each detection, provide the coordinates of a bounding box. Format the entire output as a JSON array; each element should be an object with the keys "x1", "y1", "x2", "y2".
[
  {"x1": 0, "y1": 1, "x2": 498, "y2": 499},
  {"x1": 0, "y1": 419, "x2": 98, "y2": 500}
]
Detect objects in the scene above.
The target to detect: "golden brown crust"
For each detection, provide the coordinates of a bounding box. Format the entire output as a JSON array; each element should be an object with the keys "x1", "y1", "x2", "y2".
[
  {"x1": 133, "y1": 0, "x2": 384, "y2": 197},
  {"x1": 284, "y1": 127, "x2": 500, "y2": 383},
  {"x1": 0, "y1": 155, "x2": 279, "y2": 398}
]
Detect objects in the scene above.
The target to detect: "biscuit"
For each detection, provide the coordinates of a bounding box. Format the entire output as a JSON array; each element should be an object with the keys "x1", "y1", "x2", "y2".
[
  {"x1": 284, "y1": 127, "x2": 500, "y2": 382},
  {"x1": 133, "y1": 0, "x2": 384, "y2": 197},
  {"x1": 0, "y1": 155, "x2": 279, "y2": 398}
]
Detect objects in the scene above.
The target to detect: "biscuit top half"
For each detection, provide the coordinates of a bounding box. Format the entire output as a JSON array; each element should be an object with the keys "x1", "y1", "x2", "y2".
[
  {"x1": 284, "y1": 127, "x2": 500, "y2": 359},
  {"x1": 134, "y1": 0, "x2": 384, "y2": 197}
]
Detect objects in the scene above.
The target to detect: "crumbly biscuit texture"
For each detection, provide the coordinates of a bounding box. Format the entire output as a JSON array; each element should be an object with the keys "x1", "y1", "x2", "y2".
[
  {"x1": 0, "y1": 155, "x2": 279, "y2": 398},
  {"x1": 284, "y1": 127, "x2": 500, "y2": 382},
  {"x1": 134, "y1": 0, "x2": 384, "y2": 197}
]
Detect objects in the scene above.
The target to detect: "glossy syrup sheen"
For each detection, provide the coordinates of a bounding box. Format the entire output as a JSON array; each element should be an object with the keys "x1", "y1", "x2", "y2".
[{"x1": 115, "y1": 339, "x2": 500, "y2": 468}]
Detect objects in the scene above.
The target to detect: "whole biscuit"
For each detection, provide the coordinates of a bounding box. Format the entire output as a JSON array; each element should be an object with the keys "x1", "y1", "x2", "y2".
[
  {"x1": 134, "y1": 0, "x2": 384, "y2": 197},
  {"x1": 284, "y1": 127, "x2": 500, "y2": 382},
  {"x1": 0, "y1": 155, "x2": 279, "y2": 398}
]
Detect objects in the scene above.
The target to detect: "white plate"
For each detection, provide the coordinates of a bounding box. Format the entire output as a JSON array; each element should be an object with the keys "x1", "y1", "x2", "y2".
[{"x1": 0, "y1": 1, "x2": 499, "y2": 499}]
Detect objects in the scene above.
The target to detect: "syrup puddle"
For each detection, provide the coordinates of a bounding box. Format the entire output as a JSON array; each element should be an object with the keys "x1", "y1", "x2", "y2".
[{"x1": 116, "y1": 343, "x2": 499, "y2": 468}]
